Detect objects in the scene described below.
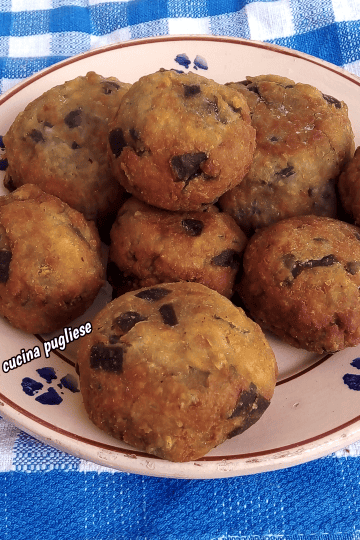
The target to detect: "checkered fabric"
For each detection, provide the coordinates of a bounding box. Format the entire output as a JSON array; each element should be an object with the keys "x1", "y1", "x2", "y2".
[
  {"x1": 2, "y1": 414, "x2": 360, "y2": 540},
  {"x1": 1, "y1": 0, "x2": 360, "y2": 94},
  {"x1": 1, "y1": 1, "x2": 360, "y2": 539}
]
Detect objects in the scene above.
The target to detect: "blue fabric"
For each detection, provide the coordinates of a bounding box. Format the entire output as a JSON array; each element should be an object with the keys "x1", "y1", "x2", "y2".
[
  {"x1": 1, "y1": 0, "x2": 360, "y2": 93},
  {"x1": 1, "y1": 451, "x2": 360, "y2": 538},
  {"x1": 2, "y1": 1, "x2": 360, "y2": 538}
]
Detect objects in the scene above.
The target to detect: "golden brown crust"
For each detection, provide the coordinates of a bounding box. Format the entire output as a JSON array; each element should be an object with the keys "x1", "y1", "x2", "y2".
[
  {"x1": 3, "y1": 71, "x2": 130, "y2": 223},
  {"x1": 108, "y1": 70, "x2": 256, "y2": 211},
  {"x1": 239, "y1": 215, "x2": 360, "y2": 353},
  {"x1": 220, "y1": 75, "x2": 354, "y2": 235},
  {"x1": 77, "y1": 282, "x2": 277, "y2": 462},
  {"x1": 0, "y1": 184, "x2": 105, "y2": 333},
  {"x1": 108, "y1": 197, "x2": 247, "y2": 298},
  {"x1": 338, "y1": 146, "x2": 360, "y2": 225}
]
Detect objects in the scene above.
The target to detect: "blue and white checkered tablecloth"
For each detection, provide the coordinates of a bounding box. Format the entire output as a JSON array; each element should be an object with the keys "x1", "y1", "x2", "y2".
[
  {"x1": 1, "y1": 0, "x2": 360, "y2": 94},
  {"x1": 2, "y1": 1, "x2": 360, "y2": 539}
]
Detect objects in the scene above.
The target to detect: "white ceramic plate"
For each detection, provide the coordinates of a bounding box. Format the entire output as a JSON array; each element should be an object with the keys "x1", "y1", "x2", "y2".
[{"x1": 1, "y1": 36, "x2": 360, "y2": 479}]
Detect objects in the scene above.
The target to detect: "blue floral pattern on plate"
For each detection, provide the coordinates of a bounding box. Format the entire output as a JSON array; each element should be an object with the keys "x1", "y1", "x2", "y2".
[
  {"x1": 343, "y1": 357, "x2": 360, "y2": 390},
  {"x1": 174, "y1": 53, "x2": 208, "y2": 71},
  {"x1": 21, "y1": 367, "x2": 79, "y2": 405},
  {"x1": 0, "y1": 135, "x2": 7, "y2": 170}
]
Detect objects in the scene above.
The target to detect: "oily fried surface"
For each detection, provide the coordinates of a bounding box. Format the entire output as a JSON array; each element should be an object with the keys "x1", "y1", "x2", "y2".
[
  {"x1": 108, "y1": 69, "x2": 256, "y2": 211},
  {"x1": 108, "y1": 197, "x2": 247, "y2": 298},
  {"x1": 4, "y1": 71, "x2": 130, "y2": 223},
  {"x1": 77, "y1": 282, "x2": 277, "y2": 462},
  {"x1": 220, "y1": 75, "x2": 354, "y2": 235},
  {"x1": 239, "y1": 215, "x2": 360, "y2": 353},
  {"x1": 338, "y1": 146, "x2": 360, "y2": 225},
  {"x1": 0, "y1": 184, "x2": 105, "y2": 333}
]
